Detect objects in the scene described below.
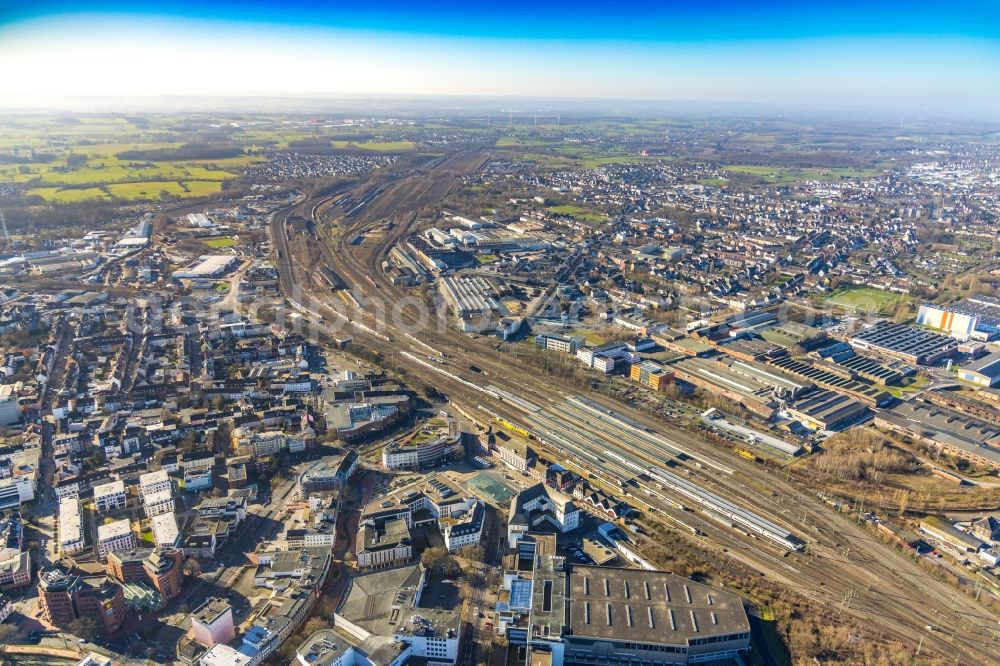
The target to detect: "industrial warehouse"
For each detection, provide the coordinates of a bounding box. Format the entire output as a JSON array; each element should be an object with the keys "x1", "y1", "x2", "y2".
[
  {"x1": 438, "y1": 275, "x2": 506, "y2": 332},
  {"x1": 874, "y1": 399, "x2": 1000, "y2": 470},
  {"x1": 849, "y1": 321, "x2": 959, "y2": 365},
  {"x1": 170, "y1": 254, "x2": 240, "y2": 280},
  {"x1": 958, "y1": 352, "x2": 1000, "y2": 388},
  {"x1": 916, "y1": 296, "x2": 1000, "y2": 341},
  {"x1": 495, "y1": 534, "x2": 751, "y2": 666}
]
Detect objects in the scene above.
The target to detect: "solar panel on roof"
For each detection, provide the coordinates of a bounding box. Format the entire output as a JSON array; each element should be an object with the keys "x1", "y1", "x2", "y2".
[{"x1": 510, "y1": 580, "x2": 533, "y2": 611}]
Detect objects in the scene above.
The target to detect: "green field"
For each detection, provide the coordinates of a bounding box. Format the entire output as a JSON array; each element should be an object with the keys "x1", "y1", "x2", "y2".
[
  {"x1": 0, "y1": 115, "x2": 269, "y2": 202},
  {"x1": 696, "y1": 178, "x2": 729, "y2": 187},
  {"x1": 104, "y1": 180, "x2": 223, "y2": 200},
  {"x1": 205, "y1": 237, "x2": 237, "y2": 248},
  {"x1": 825, "y1": 287, "x2": 909, "y2": 312},
  {"x1": 26, "y1": 186, "x2": 110, "y2": 203},
  {"x1": 547, "y1": 204, "x2": 605, "y2": 223},
  {"x1": 182, "y1": 181, "x2": 226, "y2": 197},
  {"x1": 330, "y1": 140, "x2": 415, "y2": 151},
  {"x1": 578, "y1": 329, "x2": 607, "y2": 345}
]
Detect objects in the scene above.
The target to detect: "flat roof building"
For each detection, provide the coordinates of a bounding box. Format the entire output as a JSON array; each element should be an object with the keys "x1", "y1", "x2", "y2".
[
  {"x1": 171, "y1": 254, "x2": 239, "y2": 280},
  {"x1": 850, "y1": 321, "x2": 958, "y2": 365},
  {"x1": 93, "y1": 480, "x2": 126, "y2": 515},
  {"x1": 58, "y1": 497, "x2": 84, "y2": 555},
  {"x1": 190, "y1": 597, "x2": 236, "y2": 649},
  {"x1": 497, "y1": 540, "x2": 751, "y2": 666},
  {"x1": 335, "y1": 563, "x2": 461, "y2": 664},
  {"x1": 917, "y1": 297, "x2": 1000, "y2": 341},
  {"x1": 959, "y1": 352, "x2": 1000, "y2": 388},
  {"x1": 669, "y1": 357, "x2": 776, "y2": 418},
  {"x1": 0, "y1": 384, "x2": 21, "y2": 426},
  {"x1": 563, "y1": 566, "x2": 751, "y2": 665},
  {"x1": 787, "y1": 390, "x2": 869, "y2": 431},
  {"x1": 96, "y1": 519, "x2": 134, "y2": 560},
  {"x1": 151, "y1": 512, "x2": 179, "y2": 547},
  {"x1": 875, "y1": 400, "x2": 1000, "y2": 470}
]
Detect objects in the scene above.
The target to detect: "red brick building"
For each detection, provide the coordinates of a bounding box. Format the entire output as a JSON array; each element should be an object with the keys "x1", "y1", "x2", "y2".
[
  {"x1": 38, "y1": 564, "x2": 126, "y2": 634},
  {"x1": 106, "y1": 547, "x2": 184, "y2": 602}
]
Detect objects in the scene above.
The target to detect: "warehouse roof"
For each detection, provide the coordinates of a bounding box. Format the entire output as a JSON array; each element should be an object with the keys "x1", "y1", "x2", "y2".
[
  {"x1": 965, "y1": 352, "x2": 1000, "y2": 378},
  {"x1": 566, "y1": 566, "x2": 750, "y2": 645}
]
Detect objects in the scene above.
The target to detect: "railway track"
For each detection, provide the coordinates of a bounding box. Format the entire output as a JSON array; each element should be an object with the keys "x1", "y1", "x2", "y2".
[{"x1": 265, "y1": 153, "x2": 1000, "y2": 664}]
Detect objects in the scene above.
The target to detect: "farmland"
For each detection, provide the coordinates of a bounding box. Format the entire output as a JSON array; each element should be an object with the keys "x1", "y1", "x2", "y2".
[
  {"x1": 330, "y1": 140, "x2": 415, "y2": 151},
  {"x1": 0, "y1": 115, "x2": 260, "y2": 203}
]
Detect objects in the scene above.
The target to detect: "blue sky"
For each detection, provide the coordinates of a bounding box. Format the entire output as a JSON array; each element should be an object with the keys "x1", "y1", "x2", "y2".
[{"x1": 1, "y1": 1, "x2": 998, "y2": 110}]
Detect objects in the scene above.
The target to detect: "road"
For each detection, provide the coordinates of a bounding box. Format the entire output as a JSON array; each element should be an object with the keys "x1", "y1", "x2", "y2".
[{"x1": 261, "y1": 150, "x2": 1000, "y2": 664}]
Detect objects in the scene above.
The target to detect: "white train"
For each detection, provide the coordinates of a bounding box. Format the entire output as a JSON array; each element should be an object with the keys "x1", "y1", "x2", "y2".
[{"x1": 648, "y1": 466, "x2": 805, "y2": 552}]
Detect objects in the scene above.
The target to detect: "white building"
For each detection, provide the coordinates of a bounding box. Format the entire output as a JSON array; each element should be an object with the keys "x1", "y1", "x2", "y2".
[
  {"x1": 508, "y1": 483, "x2": 580, "y2": 548},
  {"x1": 0, "y1": 594, "x2": 11, "y2": 624},
  {"x1": 54, "y1": 481, "x2": 80, "y2": 501},
  {"x1": 250, "y1": 431, "x2": 287, "y2": 458},
  {"x1": 171, "y1": 254, "x2": 239, "y2": 280},
  {"x1": 58, "y1": 497, "x2": 85, "y2": 555},
  {"x1": 187, "y1": 213, "x2": 217, "y2": 229},
  {"x1": 74, "y1": 653, "x2": 112, "y2": 666},
  {"x1": 0, "y1": 475, "x2": 34, "y2": 505},
  {"x1": 151, "y1": 512, "x2": 180, "y2": 547},
  {"x1": 441, "y1": 500, "x2": 485, "y2": 552},
  {"x1": 0, "y1": 384, "x2": 21, "y2": 426},
  {"x1": 139, "y1": 470, "x2": 171, "y2": 497},
  {"x1": 93, "y1": 480, "x2": 127, "y2": 514},
  {"x1": 199, "y1": 644, "x2": 251, "y2": 666},
  {"x1": 143, "y1": 489, "x2": 175, "y2": 518},
  {"x1": 96, "y1": 519, "x2": 135, "y2": 559}
]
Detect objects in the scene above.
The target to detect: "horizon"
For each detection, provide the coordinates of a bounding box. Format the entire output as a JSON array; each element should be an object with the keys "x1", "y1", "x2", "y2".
[
  {"x1": 1, "y1": 1, "x2": 999, "y2": 116},
  {"x1": 3, "y1": 94, "x2": 1000, "y2": 122}
]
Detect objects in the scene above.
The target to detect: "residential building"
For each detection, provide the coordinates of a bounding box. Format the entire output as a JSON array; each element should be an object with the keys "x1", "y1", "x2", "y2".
[
  {"x1": 151, "y1": 512, "x2": 180, "y2": 547},
  {"x1": 96, "y1": 519, "x2": 135, "y2": 560},
  {"x1": 93, "y1": 479, "x2": 127, "y2": 514},
  {"x1": 58, "y1": 497, "x2": 85, "y2": 554},
  {"x1": 139, "y1": 469, "x2": 171, "y2": 497},
  {"x1": 143, "y1": 489, "x2": 175, "y2": 517},
  {"x1": 0, "y1": 550, "x2": 30, "y2": 590},
  {"x1": 0, "y1": 593, "x2": 12, "y2": 623}
]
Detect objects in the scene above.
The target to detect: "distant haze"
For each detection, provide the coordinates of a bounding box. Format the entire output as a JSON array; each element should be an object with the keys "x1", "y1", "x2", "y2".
[{"x1": 1, "y1": 1, "x2": 998, "y2": 115}]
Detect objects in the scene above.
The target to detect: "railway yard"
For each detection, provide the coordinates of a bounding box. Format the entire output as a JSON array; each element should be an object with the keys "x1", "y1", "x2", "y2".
[
  {"x1": 263, "y1": 148, "x2": 1000, "y2": 664},
  {"x1": 5, "y1": 114, "x2": 999, "y2": 665}
]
